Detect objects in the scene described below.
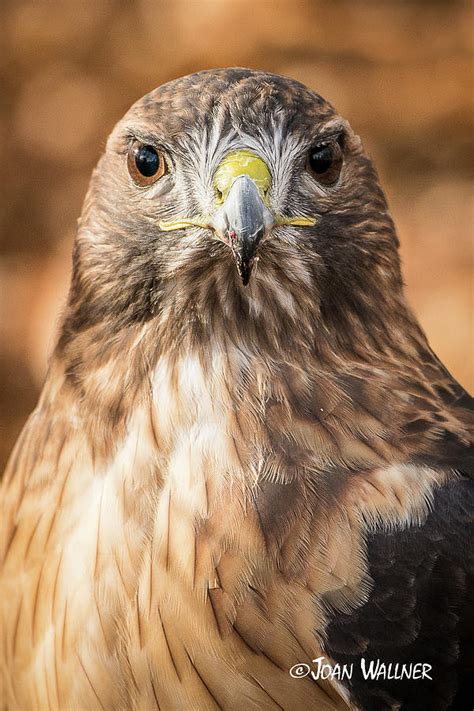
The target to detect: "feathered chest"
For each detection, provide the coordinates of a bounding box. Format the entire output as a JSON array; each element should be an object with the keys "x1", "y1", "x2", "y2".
[{"x1": 0, "y1": 350, "x2": 449, "y2": 710}]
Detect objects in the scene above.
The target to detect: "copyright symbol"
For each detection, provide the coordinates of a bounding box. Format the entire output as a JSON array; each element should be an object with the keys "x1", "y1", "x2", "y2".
[{"x1": 289, "y1": 663, "x2": 311, "y2": 678}]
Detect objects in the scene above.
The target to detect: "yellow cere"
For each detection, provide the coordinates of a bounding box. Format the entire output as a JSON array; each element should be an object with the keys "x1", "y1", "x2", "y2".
[{"x1": 214, "y1": 150, "x2": 272, "y2": 205}]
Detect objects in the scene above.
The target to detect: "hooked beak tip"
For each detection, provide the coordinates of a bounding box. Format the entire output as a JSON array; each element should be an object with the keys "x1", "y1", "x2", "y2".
[
  {"x1": 230, "y1": 238, "x2": 256, "y2": 286},
  {"x1": 236, "y1": 259, "x2": 253, "y2": 286},
  {"x1": 230, "y1": 225, "x2": 264, "y2": 286}
]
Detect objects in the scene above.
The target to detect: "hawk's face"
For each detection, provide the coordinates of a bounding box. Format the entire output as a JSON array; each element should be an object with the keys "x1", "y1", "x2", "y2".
[{"x1": 66, "y1": 69, "x2": 403, "y2": 355}]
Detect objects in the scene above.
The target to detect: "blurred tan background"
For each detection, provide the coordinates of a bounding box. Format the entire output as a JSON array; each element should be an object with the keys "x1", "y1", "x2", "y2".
[{"x1": 1, "y1": 0, "x2": 473, "y2": 470}]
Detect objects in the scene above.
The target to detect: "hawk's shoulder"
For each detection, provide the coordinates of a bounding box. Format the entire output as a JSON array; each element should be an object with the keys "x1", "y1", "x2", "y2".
[{"x1": 323, "y1": 476, "x2": 474, "y2": 711}]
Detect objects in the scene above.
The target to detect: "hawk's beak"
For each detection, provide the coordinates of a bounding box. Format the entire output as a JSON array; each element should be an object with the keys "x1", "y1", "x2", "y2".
[
  {"x1": 209, "y1": 150, "x2": 274, "y2": 285},
  {"x1": 209, "y1": 174, "x2": 274, "y2": 285}
]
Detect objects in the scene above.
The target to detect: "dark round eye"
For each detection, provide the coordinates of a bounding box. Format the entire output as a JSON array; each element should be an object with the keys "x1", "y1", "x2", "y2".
[
  {"x1": 307, "y1": 140, "x2": 343, "y2": 185},
  {"x1": 127, "y1": 141, "x2": 167, "y2": 186}
]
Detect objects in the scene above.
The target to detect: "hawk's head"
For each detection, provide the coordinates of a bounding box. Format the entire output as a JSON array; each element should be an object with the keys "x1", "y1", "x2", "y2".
[{"x1": 63, "y1": 68, "x2": 406, "y2": 358}]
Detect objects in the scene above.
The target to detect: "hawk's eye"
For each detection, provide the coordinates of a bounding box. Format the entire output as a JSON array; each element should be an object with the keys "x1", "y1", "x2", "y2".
[
  {"x1": 307, "y1": 140, "x2": 343, "y2": 185},
  {"x1": 127, "y1": 141, "x2": 167, "y2": 186}
]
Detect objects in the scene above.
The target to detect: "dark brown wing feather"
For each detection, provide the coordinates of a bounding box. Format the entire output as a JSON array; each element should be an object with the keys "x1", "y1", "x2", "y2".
[{"x1": 324, "y1": 479, "x2": 474, "y2": 711}]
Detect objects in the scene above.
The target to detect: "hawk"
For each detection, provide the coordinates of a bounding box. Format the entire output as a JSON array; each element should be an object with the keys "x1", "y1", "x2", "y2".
[{"x1": 1, "y1": 68, "x2": 472, "y2": 711}]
